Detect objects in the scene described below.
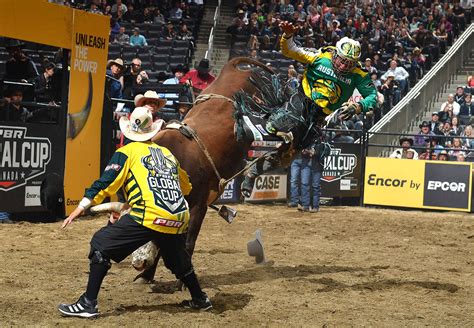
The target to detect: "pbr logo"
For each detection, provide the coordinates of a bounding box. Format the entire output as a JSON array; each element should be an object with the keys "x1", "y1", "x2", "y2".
[
  {"x1": 0, "y1": 126, "x2": 51, "y2": 191},
  {"x1": 322, "y1": 148, "x2": 357, "y2": 182},
  {"x1": 142, "y1": 147, "x2": 187, "y2": 214}
]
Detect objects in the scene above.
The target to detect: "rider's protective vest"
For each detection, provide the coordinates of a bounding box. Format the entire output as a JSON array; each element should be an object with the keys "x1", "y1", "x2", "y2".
[
  {"x1": 84, "y1": 141, "x2": 191, "y2": 234},
  {"x1": 280, "y1": 35, "x2": 378, "y2": 115}
]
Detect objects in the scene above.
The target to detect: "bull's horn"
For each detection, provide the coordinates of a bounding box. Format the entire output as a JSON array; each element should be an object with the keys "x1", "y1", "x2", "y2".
[
  {"x1": 67, "y1": 72, "x2": 93, "y2": 139},
  {"x1": 90, "y1": 202, "x2": 125, "y2": 214}
]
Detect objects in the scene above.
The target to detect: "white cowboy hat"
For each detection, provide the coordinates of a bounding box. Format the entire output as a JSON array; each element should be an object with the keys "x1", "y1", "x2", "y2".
[
  {"x1": 107, "y1": 58, "x2": 124, "y2": 69},
  {"x1": 119, "y1": 106, "x2": 164, "y2": 142},
  {"x1": 134, "y1": 90, "x2": 167, "y2": 109}
]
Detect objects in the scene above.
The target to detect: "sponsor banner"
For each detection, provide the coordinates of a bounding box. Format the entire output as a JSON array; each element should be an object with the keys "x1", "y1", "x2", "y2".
[
  {"x1": 64, "y1": 10, "x2": 109, "y2": 214},
  {"x1": 423, "y1": 162, "x2": 471, "y2": 210},
  {"x1": 215, "y1": 178, "x2": 242, "y2": 204},
  {"x1": 321, "y1": 143, "x2": 362, "y2": 197},
  {"x1": 0, "y1": 126, "x2": 51, "y2": 192},
  {"x1": 245, "y1": 174, "x2": 287, "y2": 202},
  {"x1": 364, "y1": 158, "x2": 471, "y2": 212},
  {"x1": 25, "y1": 186, "x2": 41, "y2": 207}
]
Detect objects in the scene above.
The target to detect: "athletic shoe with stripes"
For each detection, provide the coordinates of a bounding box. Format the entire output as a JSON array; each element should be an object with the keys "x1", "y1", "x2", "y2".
[
  {"x1": 58, "y1": 294, "x2": 99, "y2": 318},
  {"x1": 181, "y1": 295, "x2": 213, "y2": 311}
]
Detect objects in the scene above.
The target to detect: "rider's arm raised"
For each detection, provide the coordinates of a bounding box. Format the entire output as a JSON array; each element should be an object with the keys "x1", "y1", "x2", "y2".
[{"x1": 280, "y1": 34, "x2": 319, "y2": 65}]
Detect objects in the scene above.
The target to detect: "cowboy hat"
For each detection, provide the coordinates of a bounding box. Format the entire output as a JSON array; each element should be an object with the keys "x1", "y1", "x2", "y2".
[
  {"x1": 134, "y1": 90, "x2": 167, "y2": 108},
  {"x1": 196, "y1": 58, "x2": 211, "y2": 73},
  {"x1": 174, "y1": 93, "x2": 193, "y2": 106},
  {"x1": 119, "y1": 107, "x2": 164, "y2": 142},
  {"x1": 399, "y1": 137, "x2": 414, "y2": 146},
  {"x1": 107, "y1": 58, "x2": 124, "y2": 69},
  {"x1": 419, "y1": 121, "x2": 430, "y2": 128}
]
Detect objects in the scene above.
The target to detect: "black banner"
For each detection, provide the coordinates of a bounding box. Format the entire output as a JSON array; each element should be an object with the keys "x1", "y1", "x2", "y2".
[
  {"x1": 0, "y1": 123, "x2": 65, "y2": 215},
  {"x1": 321, "y1": 143, "x2": 362, "y2": 197},
  {"x1": 423, "y1": 162, "x2": 471, "y2": 210}
]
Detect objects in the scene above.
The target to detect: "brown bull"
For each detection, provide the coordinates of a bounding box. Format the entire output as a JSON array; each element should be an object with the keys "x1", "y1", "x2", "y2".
[{"x1": 136, "y1": 57, "x2": 275, "y2": 281}]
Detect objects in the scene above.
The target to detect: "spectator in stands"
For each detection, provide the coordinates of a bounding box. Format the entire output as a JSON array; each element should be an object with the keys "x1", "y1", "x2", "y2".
[
  {"x1": 414, "y1": 121, "x2": 435, "y2": 147},
  {"x1": 455, "y1": 86, "x2": 466, "y2": 106},
  {"x1": 153, "y1": 9, "x2": 166, "y2": 25},
  {"x1": 468, "y1": 75, "x2": 474, "y2": 91},
  {"x1": 111, "y1": 0, "x2": 127, "y2": 16},
  {"x1": 439, "y1": 120, "x2": 455, "y2": 147},
  {"x1": 381, "y1": 60, "x2": 410, "y2": 95},
  {"x1": 430, "y1": 112, "x2": 442, "y2": 135},
  {"x1": 363, "y1": 58, "x2": 377, "y2": 75},
  {"x1": 448, "y1": 137, "x2": 466, "y2": 158},
  {"x1": 461, "y1": 125, "x2": 474, "y2": 149},
  {"x1": 110, "y1": 18, "x2": 120, "y2": 41},
  {"x1": 130, "y1": 27, "x2": 148, "y2": 47},
  {"x1": 106, "y1": 58, "x2": 124, "y2": 99},
  {"x1": 4, "y1": 39, "x2": 39, "y2": 82},
  {"x1": 177, "y1": 24, "x2": 194, "y2": 45},
  {"x1": 0, "y1": 88, "x2": 31, "y2": 122},
  {"x1": 287, "y1": 69, "x2": 299, "y2": 91},
  {"x1": 456, "y1": 152, "x2": 466, "y2": 162},
  {"x1": 279, "y1": 0, "x2": 295, "y2": 21},
  {"x1": 180, "y1": 59, "x2": 215, "y2": 94},
  {"x1": 169, "y1": 1, "x2": 183, "y2": 21},
  {"x1": 123, "y1": 58, "x2": 149, "y2": 98},
  {"x1": 437, "y1": 150, "x2": 449, "y2": 161},
  {"x1": 460, "y1": 94, "x2": 474, "y2": 117},
  {"x1": 406, "y1": 149, "x2": 417, "y2": 160},
  {"x1": 123, "y1": 4, "x2": 142, "y2": 23},
  {"x1": 88, "y1": 3, "x2": 103, "y2": 15},
  {"x1": 162, "y1": 22, "x2": 177, "y2": 40},
  {"x1": 331, "y1": 126, "x2": 355, "y2": 144},
  {"x1": 451, "y1": 116, "x2": 463, "y2": 135},
  {"x1": 390, "y1": 137, "x2": 418, "y2": 159},
  {"x1": 113, "y1": 26, "x2": 130, "y2": 45},
  {"x1": 143, "y1": 7, "x2": 154, "y2": 23},
  {"x1": 161, "y1": 64, "x2": 187, "y2": 106},
  {"x1": 134, "y1": 90, "x2": 167, "y2": 116},
  {"x1": 176, "y1": 93, "x2": 193, "y2": 121},
  {"x1": 429, "y1": 137, "x2": 444, "y2": 155},
  {"x1": 380, "y1": 72, "x2": 400, "y2": 113},
  {"x1": 34, "y1": 62, "x2": 56, "y2": 103},
  {"x1": 440, "y1": 94, "x2": 460, "y2": 117}
]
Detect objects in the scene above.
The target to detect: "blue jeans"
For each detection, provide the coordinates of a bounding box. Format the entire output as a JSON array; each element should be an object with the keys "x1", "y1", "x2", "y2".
[
  {"x1": 290, "y1": 157, "x2": 311, "y2": 208},
  {"x1": 311, "y1": 162, "x2": 322, "y2": 209}
]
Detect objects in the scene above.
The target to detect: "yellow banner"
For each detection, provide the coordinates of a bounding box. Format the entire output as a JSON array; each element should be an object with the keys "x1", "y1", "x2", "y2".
[
  {"x1": 0, "y1": 0, "x2": 72, "y2": 48},
  {"x1": 64, "y1": 10, "x2": 109, "y2": 212},
  {"x1": 364, "y1": 157, "x2": 424, "y2": 208},
  {"x1": 364, "y1": 158, "x2": 472, "y2": 212}
]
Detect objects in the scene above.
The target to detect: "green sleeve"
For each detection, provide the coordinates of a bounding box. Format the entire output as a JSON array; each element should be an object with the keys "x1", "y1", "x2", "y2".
[
  {"x1": 84, "y1": 150, "x2": 129, "y2": 204},
  {"x1": 356, "y1": 73, "x2": 378, "y2": 112}
]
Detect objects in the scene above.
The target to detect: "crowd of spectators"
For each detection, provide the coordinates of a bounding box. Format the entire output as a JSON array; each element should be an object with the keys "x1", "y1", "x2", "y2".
[
  {"x1": 227, "y1": 0, "x2": 472, "y2": 137},
  {"x1": 390, "y1": 78, "x2": 474, "y2": 162}
]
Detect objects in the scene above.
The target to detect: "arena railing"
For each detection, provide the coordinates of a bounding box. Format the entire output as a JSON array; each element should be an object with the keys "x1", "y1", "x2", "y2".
[
  {"x1": 367, "y1": 23, "x2": 474, "y2": 156},
  {"x1": 205, "y1": 0, "x2": 221, "y2": 60}
]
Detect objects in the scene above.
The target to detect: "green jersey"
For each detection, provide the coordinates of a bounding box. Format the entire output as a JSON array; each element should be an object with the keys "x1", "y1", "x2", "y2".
[{"x1": 280, "y1": 34, "x2": 377, "y2": 115}]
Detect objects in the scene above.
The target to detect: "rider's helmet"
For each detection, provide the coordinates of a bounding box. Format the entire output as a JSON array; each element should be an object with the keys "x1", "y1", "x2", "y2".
[{"x1": 332, "y1": 37, "x2": 361, "y2": 75}]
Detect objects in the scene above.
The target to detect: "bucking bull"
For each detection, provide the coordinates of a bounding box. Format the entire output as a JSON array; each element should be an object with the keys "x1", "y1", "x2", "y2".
[{"x1": 93, "y1": 57, "x2": 316, "y2": 283}]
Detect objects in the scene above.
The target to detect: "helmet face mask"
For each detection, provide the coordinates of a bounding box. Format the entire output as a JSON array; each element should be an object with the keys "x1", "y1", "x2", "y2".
[
  {"x1": 332, "y1": 53, "x2": 356, "y2": 75},
  {"x1": 332, "y1": 37, "x2": 361, "y2": 75}
]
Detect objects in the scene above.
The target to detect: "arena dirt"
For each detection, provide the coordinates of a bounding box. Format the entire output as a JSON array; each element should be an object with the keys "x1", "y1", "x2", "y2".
[{"x1": 0, "y1": 204, "x2": 473, "y2": 327}]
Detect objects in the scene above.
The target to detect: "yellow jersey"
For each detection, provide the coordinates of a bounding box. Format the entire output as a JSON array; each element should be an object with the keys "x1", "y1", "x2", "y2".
[{"x1": 84, "y1": 141, "x2": 192, "y2": 234}]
